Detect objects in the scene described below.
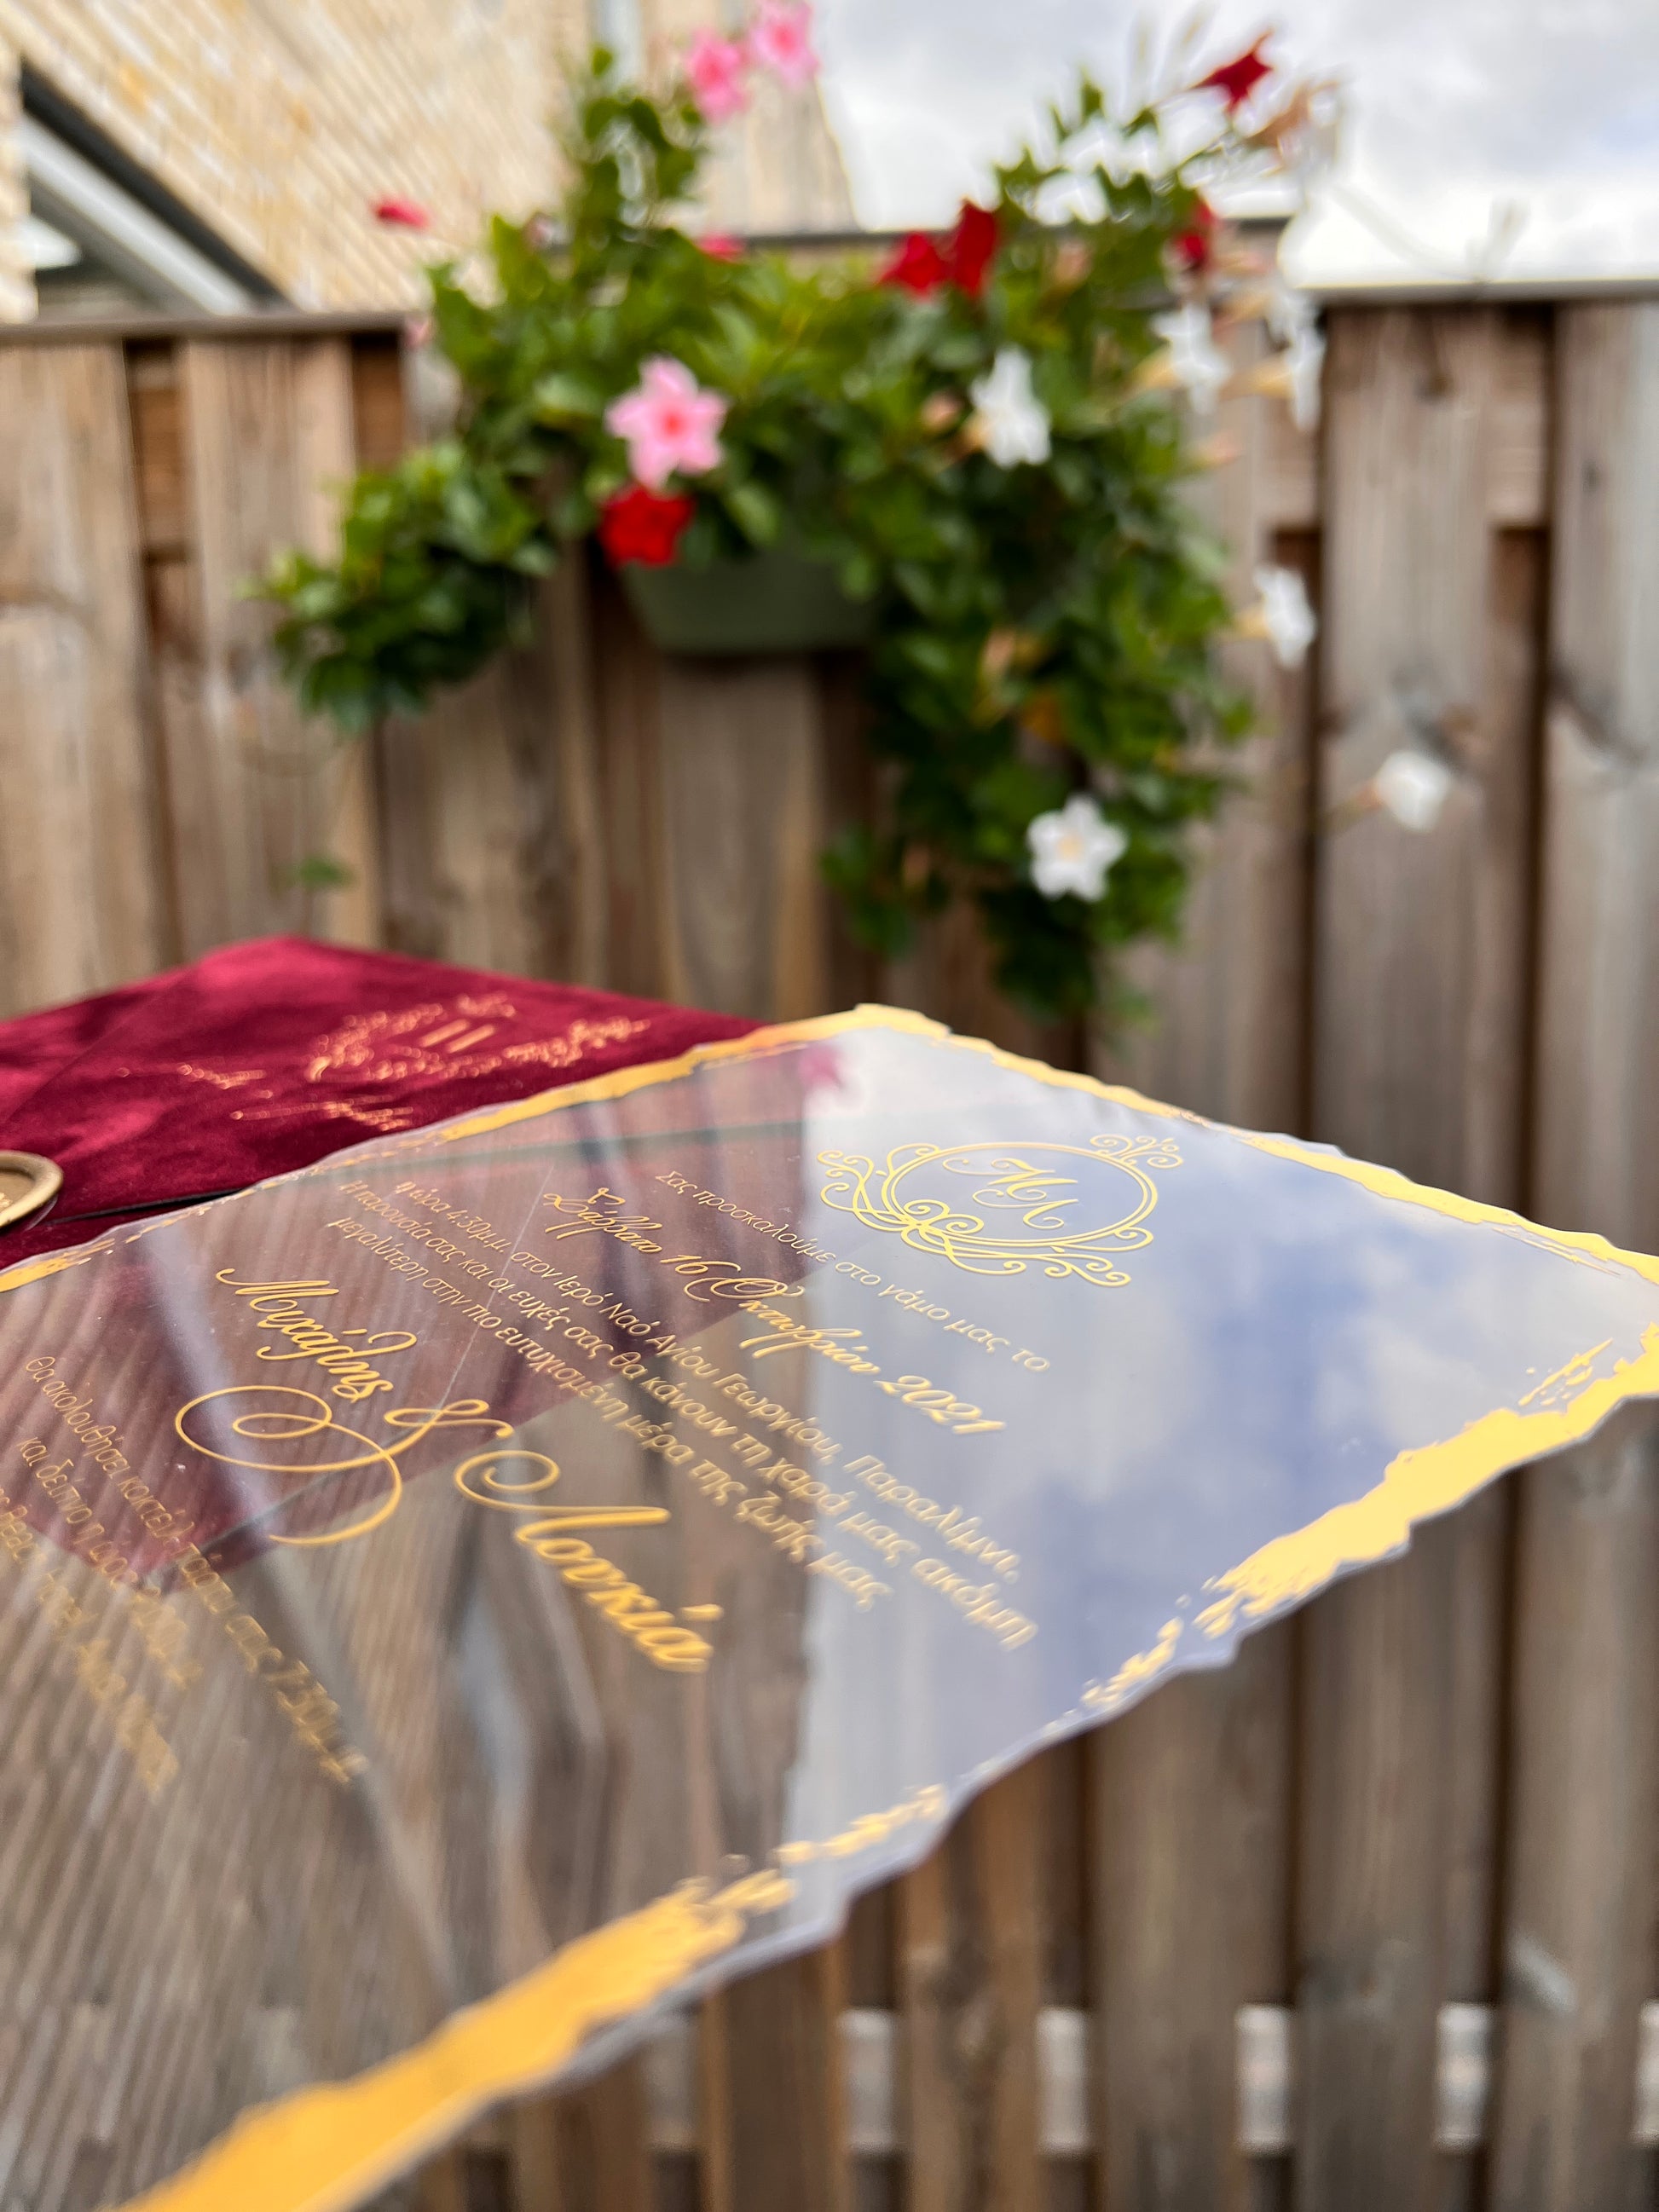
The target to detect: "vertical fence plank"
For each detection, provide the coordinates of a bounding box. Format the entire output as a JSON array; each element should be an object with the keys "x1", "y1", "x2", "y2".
[
  {"x1": 1530, "y1": 300, "x2": 1659, "y2": 1252},
  {"x1": 845, "y1": 1885, "x2": 899, "y2": 2212},
  {"x1": 580, "y1": 566, "x2": 857, "y2": 1020},
  {"x1": 292, "y1": 339, "x2": 382, "y2": 950},
  {"x1": 1091, "y1": 1624, "x2": 1293, "y2": 2212},
  {"x1": 1295, "y1": 1496, "x2": 1511, "y2": 2212},
  {"x1": 1490, "y1": 297, "x2": 1659, "y2": 2212},
  {"x1": 540, "y1": 550, "x2": 612, "y2": 991},
  {"x1": 1295, "y1": 305, "x2": 1546, "y2": 2208},
  {"x1": 1437, "y1": 1486, "x2": 1513, "y2": 2212},
  {"x1": 350, "y1": 335, "x2": 411, "y2": 475},
  {"x1": 899, "y1": 1759, "x2": 1044, "y2": 2212},
  {"x1": 1491, "y1": 1411, "x2": 1659, "y2": 2211},
  {"x1": 1043, "y1": 1740, "x2": 1091, "y2": 2212},
  {"x1": 1297, "y1": 1542, "x2": 1445, "y2": 2204},
  {"x1": 1094, "y1": 324, "x2": 1319, "y2": 1133},
  {"x1": 817, "y1": 653, "x2": 882, "y2": 1019},
  {"x1": 1312, "y1": 306, "x2": 1545, "y2": 1200},
  {"x1": 412, "y1": 2148, "x2": 470, "y2": 2212},
  {"x1": 584, "y1": 563, "x2": 670, "y2": 1003},
  {"x1": 378, "y1": 659, "x2": 560, "y2": 979},
  {"x1": 165, "y1": 339, "x2": 371, "y2": 951},
  {"x1": 1084, "y1": 351, "x2": 1313, "y2": 2212},
  {"x1": 0, "y1": 344, "x2": 170, "y2": 1014},
  {"x1": 379, "y1": 563, "x2": 610, "y2": 983},
  {"x1": 654, "y1": 655, "x2": 834, "y2": 1020},
  {"x1": 515, "y1": 2060, "x2": 654, "y2": 2212},
  {"x1": 702, "y1": 1943, "x2": 849, "y2": 2212}
]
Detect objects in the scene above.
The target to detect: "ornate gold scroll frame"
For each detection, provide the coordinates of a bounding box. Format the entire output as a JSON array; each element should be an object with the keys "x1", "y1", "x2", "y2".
[{"x1": 3, "y1": 1004, "x2": 1657, "y2": 2212}]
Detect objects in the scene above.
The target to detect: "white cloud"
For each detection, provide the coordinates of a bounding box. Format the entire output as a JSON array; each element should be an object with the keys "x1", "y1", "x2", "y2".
[{"x1": 816, "y1": 0, "x2": 1659, "y2": 280}]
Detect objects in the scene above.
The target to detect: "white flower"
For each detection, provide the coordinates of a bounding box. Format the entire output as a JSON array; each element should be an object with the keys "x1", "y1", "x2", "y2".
[
  {"x1": 1251, "y1": 564, "x2": 1317, "y2": 669},
  {"x1": 1266, "y1": 271, "x2": 1315, "y2": 348},
  {"x1": 1286, "y1": 321, "x2": 1325, "y2": 431},
  {"x1": 1280, "y1": 80, "x2": 1344, "y2": 192},
  {"x1": 1027, "y1": 794, "x2": 1128, "y2": 902},
  {"x1": 1239, "y1": 318, "x2": 1324, "y2": 425},
  {"x1": 969, "y1": 347, "x2": 1051, "y2": 467},
  {"x1": 1374, "y1": 749, "x2": 1454, "y2": 833},
  {"x1": 1150, "y1": 303, "x2": 1229, "y2": 416}
]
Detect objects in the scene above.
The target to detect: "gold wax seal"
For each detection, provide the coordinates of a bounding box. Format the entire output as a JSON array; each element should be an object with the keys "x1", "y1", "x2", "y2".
[{"x1": 0, "y1": 1152, "x2": 62, "y2": 1232}]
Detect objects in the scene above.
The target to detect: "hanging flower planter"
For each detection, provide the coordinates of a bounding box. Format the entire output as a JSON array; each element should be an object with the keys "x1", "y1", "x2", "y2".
[
  {"x1": 617, "y1": 544, "x2": 876, "y2": 656},
  {"x1": 267, "y1": 26, "x2": 1332, "y2": 1025}
]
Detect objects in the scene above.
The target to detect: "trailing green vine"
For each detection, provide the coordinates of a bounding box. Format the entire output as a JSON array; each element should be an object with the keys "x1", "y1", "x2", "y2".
[{"x1": 267, "y1": 26, "x2": 1327, "y2": 1023}]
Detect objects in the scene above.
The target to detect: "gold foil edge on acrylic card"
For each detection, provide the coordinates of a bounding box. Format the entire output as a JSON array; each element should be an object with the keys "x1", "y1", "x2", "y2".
[
  {"x1": 113, "y1": 1871, "x2": 793, "y2": 2212},
  {"x1": 0, "y1": 1241, "x2": 105, "y2": 1298},
  {"x1": 425, "y1": 1004, "x2": 1192, "y2": 1147},
  {"x1": 420, "y1": 1002, "x2": 1659, "y2": 1296},
  {"x1": 1090, "y1": 1325, "x2": 1659, "y2": 1712},
  {"x1": 107, "y1": 1782, "x2": 955, "y2": 2212},
  {"x1": 1194, "y1": 1323, "x2": 1659, "y2": 1638}
]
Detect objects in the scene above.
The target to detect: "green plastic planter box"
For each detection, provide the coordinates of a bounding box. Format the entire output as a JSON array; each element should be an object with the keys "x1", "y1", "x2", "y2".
[{"x1": 618, "y1": 546, "x2": 875, "y2": 657}]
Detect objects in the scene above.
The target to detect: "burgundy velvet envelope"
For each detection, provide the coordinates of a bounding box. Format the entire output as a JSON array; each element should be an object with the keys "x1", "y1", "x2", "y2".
[
  {"x1": 0, "y1": 972, "x2": 170, "y2": 1124},
  {"x1": 0, "y1": 938, "x2": 757, "y2": 1262}
]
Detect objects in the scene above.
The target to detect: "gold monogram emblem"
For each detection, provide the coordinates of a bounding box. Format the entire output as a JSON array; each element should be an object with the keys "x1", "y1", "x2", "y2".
[{"x1": 817, "y1": 1135, "x2": 1180, "y2": 1287}]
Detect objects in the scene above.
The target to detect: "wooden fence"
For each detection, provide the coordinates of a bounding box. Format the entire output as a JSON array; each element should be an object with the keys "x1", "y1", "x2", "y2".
[{"x1": 3, "y1": 292, "x2": 1659, "y2": 2211}]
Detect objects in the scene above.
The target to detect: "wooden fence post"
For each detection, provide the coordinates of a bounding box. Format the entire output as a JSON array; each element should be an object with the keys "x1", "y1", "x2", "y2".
[
  {"x1": 1294, "y1": 304, "x2": 1548, "y2": 2209},
  {"x1": 1078, "y1": 340, "x2": 1311, "y2": 2212},
  {"x1": 701, "y1": 1942, "x2": 850, "y2": 2212},
  {"x1": 1090, "y1": 1625, "x2": 1294, "y2": 2212},
  {"x1": 510, "y1": 2060, "x2": 654, "y2": 2212},
  {"x1": 0, "y1": 344, "x2": 171, "y2": 1015},
  {"x1": 1093, "y1": 320, "x2": 1320, "y2": 1136},
  {"x1": 1489, "y1": 298, "x2": 1659, "y2": 2212},
  {"x1": 166, "y1": 339, "x2": 374, "y2": 951},
  {"x1": 899, "y1": 1759, "x2": 1045, "y2": 2212}
]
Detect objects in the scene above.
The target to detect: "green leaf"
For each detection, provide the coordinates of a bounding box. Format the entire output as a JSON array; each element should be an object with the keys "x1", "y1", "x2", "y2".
[
  {"x1": 285, "y1": 852, "x2": 357, "y2": 892},
  {"x1": 723, "y1": 478, "x2": 783, "y2": 547},
  {"x1": 531, "y1": 371, "x2": 609, "y2": 421}
]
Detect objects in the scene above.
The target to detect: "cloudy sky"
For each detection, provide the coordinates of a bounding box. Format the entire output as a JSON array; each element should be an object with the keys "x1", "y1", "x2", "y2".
[{"x1": 815, "y1": 0, "x2": 1659, "y2": 284}]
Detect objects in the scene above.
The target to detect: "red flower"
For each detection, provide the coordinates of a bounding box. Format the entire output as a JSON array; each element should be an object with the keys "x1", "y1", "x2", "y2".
[
  {"x1": 697, "y1": 232, "x2": 744, "y2": 261},
  {"x1": 1171, "y1": 196, "x2": 1217, "y2": 272},
  {"x1": 881, "y1": 202, "x2": 998, "y2": 298},
  {"x1": 1195, "y1": 36, "x2": 1273, "y2": 113},
  {"x1": 881, "y1": 231, "x2": 951, "y2": 295},
  {"x1": 599, "y1": 484, "x2": 697, "y2": 568},
  {"x1": 948, "y1": 201, "x2": 998, "y2": 297},
  {"x1": 373, "y1": 196, "x2": 431, "y2": 230}
]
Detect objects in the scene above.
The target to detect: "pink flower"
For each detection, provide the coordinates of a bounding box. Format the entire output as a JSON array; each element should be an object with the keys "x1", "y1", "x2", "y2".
[
  {"x1": 748, "y1": 0, "x2": 818, "y2": 88},
  {"x1": 605, "y1": 358, "x2": 728, "y2": 491},
  {"x1": 685, "y1": 29, "x2": 751, "y2": 124},
  {"x1": 697, "y1": 233, "x2": 744, "y2": 261},
  {"x1": 373, "y1": 197, "x2": 431, "y2": 230}
]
